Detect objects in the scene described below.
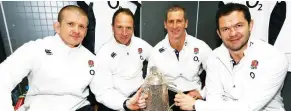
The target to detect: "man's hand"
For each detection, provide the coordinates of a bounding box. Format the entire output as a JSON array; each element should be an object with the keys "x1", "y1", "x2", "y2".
[
  {"x1": 137, "y1": 92, "x2": 147, "y2": 109},
  {"x1": 126, "y1": 88, "x2": 148, "y2": 110},
  {"x1": 187, "y1": 89, "x2": 202, "y2": 99},
  {"x1": 174, "y1": 93, "x2": 196, "y2": 110}
]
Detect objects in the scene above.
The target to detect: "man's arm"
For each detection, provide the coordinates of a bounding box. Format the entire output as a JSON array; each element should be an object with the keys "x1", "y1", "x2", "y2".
[
  {"x1": 200, "y1": 41, "x2": 213, "y2": 71},
  {"x1": 89, "y1": 56, "x2": 128, "y2": 110},
  {"x1": 142, "y1": 41, "x2": 153, "y2": 78},
  {"x1": 196, "y1": 42, "x2": 212, "y2": 99},
  {"x1": 0, "y1": 42, "x2": 33, "y2": 111}
]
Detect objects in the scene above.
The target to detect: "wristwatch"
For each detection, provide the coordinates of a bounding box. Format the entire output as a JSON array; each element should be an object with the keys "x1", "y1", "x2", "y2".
[
  {"x1": 192, "y1": 97, "x2": 197, "y2": 110},
  {"x1": 192, "y1": 104, "x2": 196, "y2": 110},
  {"x1": 123, "y1": 99, "x2": 130, "y2": 111}
]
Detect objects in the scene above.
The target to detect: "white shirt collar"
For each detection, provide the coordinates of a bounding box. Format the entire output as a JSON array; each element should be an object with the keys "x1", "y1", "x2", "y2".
[
  {"x1": 164, "y1": 31, "x2": 189, "y2": 52},
  {"x1": 218, "y1": 38, "x2": 255, "y2": 65},
  {"x1": 54, "y1": 34, "x2": 82, "y2": 54},
  {"x1": 111, "y1": 35, "x2": 134, "y2": 48}
]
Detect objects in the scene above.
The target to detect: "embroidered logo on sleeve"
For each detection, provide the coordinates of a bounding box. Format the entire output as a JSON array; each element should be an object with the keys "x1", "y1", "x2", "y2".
[
  {"x1": 159, "y1": 47, "x2": 165, "y2": 53},
  {"x1": 111, "y1": 52, "x2": 117, "y2": 58},
  {"x1": 45, "y1": 49, "x2": 53, "y2": 55}
]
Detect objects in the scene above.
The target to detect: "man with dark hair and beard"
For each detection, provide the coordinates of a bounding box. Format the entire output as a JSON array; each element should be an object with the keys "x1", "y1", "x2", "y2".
[{"x1": 173, "y1": 3, "x2": 288, "y2": 111}]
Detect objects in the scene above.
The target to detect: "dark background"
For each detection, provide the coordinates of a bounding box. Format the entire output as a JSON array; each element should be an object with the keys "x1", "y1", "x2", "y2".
[{"x1": 0, "y1": 1, "x2": 290, "y2": 110}]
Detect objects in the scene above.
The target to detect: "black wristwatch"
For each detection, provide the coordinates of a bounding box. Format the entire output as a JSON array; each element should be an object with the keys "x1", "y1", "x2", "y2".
[{"x1": 123, "y1": 99, "x2": 130, "y2": 111}]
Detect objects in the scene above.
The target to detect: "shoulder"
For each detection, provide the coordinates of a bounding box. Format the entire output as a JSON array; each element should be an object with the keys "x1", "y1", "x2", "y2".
[
  {"x1": 152, "y1": 39, "x2": 166, "y2": 54},
  {"x1": 251, "y1": 40, "x2": 286, "y2": 62},
  {"x1": 18, "y1": 36, "x2": 54, "y2": 51},
  {"x1": 80, "y1": 46, "x2": 96, "y2": 58},
  {"x1": 187, "y1": 35, "x2": 211, "y2": 49},
  {"x1": 132, "y1": 37, "x2": 153, "y2": 48},
  {"x1": 207, "y1": 44, "x2": 225, "y2": 61},
  {"x1": 252, "y1": 40, "x2": 284, "y2": 56}
]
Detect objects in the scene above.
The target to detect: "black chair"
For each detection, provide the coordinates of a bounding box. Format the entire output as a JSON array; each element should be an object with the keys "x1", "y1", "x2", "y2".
[{"x1": 282, "y1": 72, "x2": 291, "y2": 111}]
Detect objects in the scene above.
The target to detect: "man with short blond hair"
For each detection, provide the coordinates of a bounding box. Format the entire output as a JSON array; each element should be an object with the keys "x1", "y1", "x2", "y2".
[{"x1": 0, "y1": 5, "x2": 97, "y2": 111}]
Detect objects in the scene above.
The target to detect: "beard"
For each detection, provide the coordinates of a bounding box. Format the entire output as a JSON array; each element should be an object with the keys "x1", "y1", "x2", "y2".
[{"x1": 224, "y1": 31, "x2": 250, "y2": 52}]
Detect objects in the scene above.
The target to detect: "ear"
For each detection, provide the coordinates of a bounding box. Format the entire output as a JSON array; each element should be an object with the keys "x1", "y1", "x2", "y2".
[
  {"x1": 249, "y1": 19, "x2": 254, "y2": 32},
  {"x1": 185, "y1": 19, "x2": 188, "y2": 28},
  {"x1": 216, "y1": 29, "x2": 222, "y2": 39},
  {"x1": 53, "y1": 22, "x2": 61, "y2": 34},
  {"x1": 112, "y1": 24, "x2": 114, "y2": 33},
  {"x1": 164, "y1": 20, "x2": 167, "y2": 29}
]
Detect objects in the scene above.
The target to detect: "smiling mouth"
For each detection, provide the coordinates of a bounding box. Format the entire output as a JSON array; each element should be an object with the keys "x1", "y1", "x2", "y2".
[
  {"x1": 229, "y1": 37, "x2": 241, "y2": 42},
  {"x1": 121, "y1": 36, "x2": 128, "y2": 40},
  {"x1": 171, "y1": 30, "x2": 180, "y2": 34},
  {"x1": 71, "y1": 35, "x2": 80, "y2": 40}
]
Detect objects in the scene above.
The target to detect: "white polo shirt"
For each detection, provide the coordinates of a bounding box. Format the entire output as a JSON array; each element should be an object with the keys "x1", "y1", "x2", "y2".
[
  {"x1": 148, "y1": 33, "x2": 212, "y2": 97},
  {"x1": 196, "y1": 39, "x2": 288, "y2": 111},
  {"x1": 92, "y1": 36, "x2": 152, "y2": 110},
  {"x1": 0, "y1": 34, "x2": 97, "y2": 111}
]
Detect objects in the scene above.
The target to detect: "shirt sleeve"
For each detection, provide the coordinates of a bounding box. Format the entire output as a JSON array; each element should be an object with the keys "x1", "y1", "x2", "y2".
[
  {"x1": 0, "y1": 42, "x2": 34, "y2": 111},
  {"x1": 89, "y1": 51, "x2": 127, "y2": 110},
  {"x1": 196, "y1": 53, "x2": 288, "y2": 111},
  {"x1": 200, "y1": 41, "x2": 212, "y2": 71},
  {"x1": 143, "y1": 41, "x2": 153, "y2": 61}
]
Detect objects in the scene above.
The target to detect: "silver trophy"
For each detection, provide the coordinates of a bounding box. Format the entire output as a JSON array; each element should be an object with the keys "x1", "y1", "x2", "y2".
[{"x1": 142, "y1": 66, "x2": 180, "y2": 111}]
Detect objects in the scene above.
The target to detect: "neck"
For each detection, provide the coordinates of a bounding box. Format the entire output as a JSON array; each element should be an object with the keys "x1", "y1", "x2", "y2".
[
  {"x1": 169, "y1": 36, "x2": 185, "y2": 52},
  {"x1": 229, "y1": 51, "x2": 244, "y2": 63},
  {"x1": 229, "y1": 44, "x2": 247, "y2": 64},
  {"x1": 115, "y1": 38, "x2": 131, "y2": 46},
  {"x1": 125, "y1": 40, "x2": 131, "y2": 46},
  {"x1": 59, "y1": 35, "x2": 79, "y2": 48}
]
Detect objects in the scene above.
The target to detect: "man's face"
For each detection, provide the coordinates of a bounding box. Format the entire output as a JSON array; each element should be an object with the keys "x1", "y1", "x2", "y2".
[
  {"x1": 217, "y1": 11, "x2": 253, "y2": 51},
  {"x1": 112, "y1": 12, "x2": 134, "y2": 46},
  {"x1": 54, "y1": 10, "x2": 88, "y2": 48},
  {"x1": 164, "y1": 10, "x2": 188, "y2": 41}
]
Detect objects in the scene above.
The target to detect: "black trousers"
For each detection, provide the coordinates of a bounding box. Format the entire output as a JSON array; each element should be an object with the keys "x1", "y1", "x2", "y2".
[
  {"x1": 282, "y1": 72, "x2": 291, "y2": 111},
  {"x1": 76, "y1": 105, "x2": 92, "y2": 111},
  {"x1": 97, "y1": 102, "x2": 116, "y2": 111}
]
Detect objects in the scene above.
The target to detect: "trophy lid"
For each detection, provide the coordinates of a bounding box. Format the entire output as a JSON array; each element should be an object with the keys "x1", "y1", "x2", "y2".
[{"x1": 147, "y1": 66, "x2": 164, "y2": 85}]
